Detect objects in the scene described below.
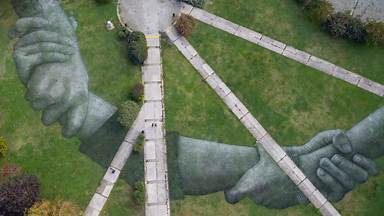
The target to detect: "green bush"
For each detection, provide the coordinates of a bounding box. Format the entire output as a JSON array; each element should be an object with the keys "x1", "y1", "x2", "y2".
[
  {"x1": 95, "y1": 0, "x2": 112, "y2": 4},
  {"x1": 130, "y1": 83, "x2": 144, "y2": 103},
  {"x1": 118, "y1": 100, "x2": 140, "y2": 128},
  {"x1": 365, "y1": 21, "x2": 384, "y2": 46},
  {"x1": 306, "y1": 0, "x2": 334, "y2": 23},
  {"x1": 117, "y1": 26, "x2": 130, "y2": 39},
  {"x1": 175, "y1": 14, "x2": 196, "y2": 37},
  {"x1": 180, "y1": 0, "x2": 205, "y2": 9},
  {"x1": 133, "y1": 180, "x2": 145, "y2": 205},
  {"x1": 127, "y1": 31, "x2": 148, "y2": 65},
  {"x1": 0, "y1": 137, "x2": 7, "y2": 157},
  {"x1": 323, "y1": 12, "x2": 366, "y2": 43}
]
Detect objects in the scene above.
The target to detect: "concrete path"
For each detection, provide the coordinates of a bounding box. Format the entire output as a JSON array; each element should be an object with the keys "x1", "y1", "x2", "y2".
[
  {"x1": 180, "y1": 3, "x2": 384, "y2": 97},
  {"x1": 118, "y1": 0, "x2": 181, "y2": 34},
  {"x1": 84, "y1": 109, "x2": 145, "y2": 216},
  {"x1": 142, "y1": 34, "x2": 170, "y2": 216},
  {"x1": 166, "y1": 27, "x2": 340, "y2": 216},
  {"x1": 328, "y1": 0, "x2": 384, "y2": 22}
]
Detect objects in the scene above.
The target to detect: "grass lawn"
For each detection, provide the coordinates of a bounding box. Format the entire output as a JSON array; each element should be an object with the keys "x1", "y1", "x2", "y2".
[
  {"x1": 163, "y1": 0, "x2": 384, "y2": 215},
  {"x1": 0, "y1": 0, "x2": 142, "y2": 214},
  {"x1": 204, "y1": 0, "x2": 384, "y2": 84}
]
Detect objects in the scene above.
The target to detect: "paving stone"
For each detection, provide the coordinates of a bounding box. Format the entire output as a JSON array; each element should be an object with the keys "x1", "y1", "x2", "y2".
[
  {"x1": 298, "y1": 179, "x2": 317, "y2": 198},
  {"x1": 84, "y1": 207, "x2": 100, "y2": 216},
  {"x1": 144, "y1": 101, "x2": 163, "y2": 120},
  {"x1": 111, "y1": 141, "x2": 134, "y2": 169},
  {"x1": 103, "y1": 167, "x2": 120, "y2": 184},
  {"x1": 146, "y1": 183, "x2": 158, "y2": 204},
  {"x1": 144, "y1": 141, "x2": 157, "y2": 161},
  {"x1": 235, "y1": 26, "x2": 262, "y2": 44},
  {"x1": 165, "y1": 27, "x2": 181, "y2": 42},
  {"x1": 309, "y1": 189, "x2": 327, "y2": 209},
  {"x1": 88, "y1": 194, "x2": 107, "y2": 212},
  {"x1": 146, "y1": 204, "x2": 168, "y2": 216},
  {"x1": 190, "y1": 7, "x2": 217, "y2": 25},
  {"x1": 173, "y1": 37, "x2": 197, "y2": 60},
  {"x1": 259, "y1": 134, "x2": 287, "y2": 162},
  {"x1": 261, "y1": 36, "x2": 286, "y2": 49},
  {"x1": 333, "y1": 66, "x2": 361, "y2": 85},
  {"x1": 205, "y1": 73, "x2": 220, "y2": 89},
  {"x1": 278, "y1": 156, "x2": 306, "y2": 185},
  {"x1": 96, "y1": 180, "x2": 114, "y2": 197},
  {"x1": 223, "y1": 93, "x2": 249, "y2": 119},
  {"x1": 144, "y1": 83, "x2": 162, "y2": 101},
  {"x1": 214, "y1": 80, "x2": 232, "y2": 98},
  {"x1": 358, "y1": 77, "x2": 384, "y2": 96},
  {"x1": 212, "y1": 16, "x2": 240, "y2": 34},
  {"x1": 307, "y1": 56, "x2": 336, "y2": 75},
  {"x1": 146, "y1": 161, "x2": 158, "y2": 181},
  {"x1": 146, "y1": 36, "x2": 160, "y2": 47},
  {"x1": 143, "y1": 65, "x2": 162, "y2": 83},
  {"x1": 319, "y1": 201, "x2": 341, "y2": 216},
  {"x1": 282, "y1": 46, "x2": 311, "y2": 64},
  {"x1": 180, "y1": 2, "x2": 194, "y2": 14},
  {"x1": 240, "y1": 113, "x2": 267, "y2": 139},
  {"x1": 258, "y1": 36, "x2": 285, "y2": 54},
  {"x1": 189, "y1": 55, "x2": 205, "y2": 74},
  {"x1": 145, "y1": 47, "x2": 162, "y2": 65},
  {"x1": 144, "y1": 121, "x2": 164, "y2": 140}
]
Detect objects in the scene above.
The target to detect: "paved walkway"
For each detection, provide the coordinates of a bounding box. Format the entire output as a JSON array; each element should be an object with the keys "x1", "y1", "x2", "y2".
[
  {"x1": 329, "y1": 0, "x2": 384, "y2": 22},
  {"x1": 118, "y1": 0, "x2": 181, "y2": 34},
  {"x1": 142, "y1": 34, "x2": 170, "y2": 216},
  {"x1": 166, "y1": 26, "x2": 340, "y2": 216},
  {"x1": 180, "y1": 3, "x2": 384, "y2": 97},
  {"x1": 84, "y1": 109, "x2": 145, "y2": 216}
]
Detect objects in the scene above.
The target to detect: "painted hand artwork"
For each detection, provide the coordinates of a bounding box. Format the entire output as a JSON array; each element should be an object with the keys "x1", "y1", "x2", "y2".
[{"x1": 9, "y1": 0, "x2": 384, "y2": 215}]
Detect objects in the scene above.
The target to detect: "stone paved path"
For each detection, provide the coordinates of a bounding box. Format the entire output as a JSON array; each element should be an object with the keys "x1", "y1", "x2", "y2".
[
  {"x1": 329, "y1": 0, "x2": 384, "y2": 22},
  {"x1": 166, "y1": 26, "x2": 341, "y2": 216},
  {"x1": 142, "y1": 34, "x2": 170, "y2": 216},
  {"x1": 181, "y1": 3, "x2": 384, "y2": 97},
  {"x1": 84, "y1": 109, "x2": 145, "y2": 216}
]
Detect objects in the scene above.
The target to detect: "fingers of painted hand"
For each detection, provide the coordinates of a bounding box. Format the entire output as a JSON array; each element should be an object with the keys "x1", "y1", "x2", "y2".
[
  {"x1": 26, "y1": 72, "x2": 66, "y2": 110},
  {"x1": 287, "y1": 130, "x2": 342, "y2": 156},
  {"x1": 15, "y1": 30, "x2": 73, "y2": 49},
  {"x1": 60, "y1": 102, "x2": 88, "y2": 138},
  {"x1": 320, "y1": 158, "x2": 355, "y2": 190},
  {"x1": 13, "y1": 51, "x2": 70, "y2": 84},
  {"x1": 42, "y1": 103, "x2": 70, "y2": 126},
  {"x1": 353, "y1": 154, "x2": 379, "y2": 176},
  {"x1": 17, "y1": 42, "x2": 75, "y2": 56},
  {"x1": 224, "y1": 165, "x2": 264, "y2": 204},
  {"x1": 332, "y1": 131, "x2": 353, "y2": 154},
  {"x1": 331, "y1": 154, "x2": 368, "y2": 183},
  {"x1": 10, "y1": 17, "x2": 50, "y2": 38},
  {"x1": 317, "y1": 168, "x2": 345, "y2": 202}
]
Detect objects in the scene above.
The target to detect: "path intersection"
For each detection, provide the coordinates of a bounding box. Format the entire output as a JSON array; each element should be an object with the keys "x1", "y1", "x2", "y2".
[{"x1": 85, "y1": 1, "x2": 384, "y2": 216}]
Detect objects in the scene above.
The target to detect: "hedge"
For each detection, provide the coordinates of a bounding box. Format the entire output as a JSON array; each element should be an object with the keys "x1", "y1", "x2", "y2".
[
  {"x1": 127, "y1": 31, "x2": 148, "y2": 65},
  {"x1": 180, "y1": 0, "x2": 205, "y2": 9},
  {"x1": 118, "y1": 100, "x2": 140, "y2": 128}
]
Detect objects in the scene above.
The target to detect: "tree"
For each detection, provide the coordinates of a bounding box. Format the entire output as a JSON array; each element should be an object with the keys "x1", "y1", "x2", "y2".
[
  {"x1": 127, "y1": 31, "x2": 148, "y2": 65},
  {"x1": 175, "y1": 14, "x2": 196, "y2": 37},
  {"x1": 27, "y1": 200, "x2": 82, "y2": 216},
  {"x1": 131, "y1": 83, "x2": 144, "y2": 103},
  {"x1": 118, "y1": 100, "x2": 140, "y2": 128},
  {"x1": 0, "y1": 136, "x2": 8, "y2": 157},
  {"x1": 0, "y1": 174, "x2": 41, "y2": 216}
]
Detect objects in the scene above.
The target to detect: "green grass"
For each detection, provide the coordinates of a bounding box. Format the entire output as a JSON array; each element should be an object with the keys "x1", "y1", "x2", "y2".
[
  {"x1": 204, "y1": 0, "x2": 384, "y2": 83},
  {"x1": 163, "y1": 0, "x2": 384, "y2": 215},
  {"x1": 0, "y1": 0, "x2": 141, "y2": 214}
]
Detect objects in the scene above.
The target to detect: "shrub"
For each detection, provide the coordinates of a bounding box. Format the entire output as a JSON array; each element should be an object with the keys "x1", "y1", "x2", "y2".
[
  {"x1": 95, "y1": 0, "x2": 112, "y2": 4},
  {"x1": 118, "y1": 100, "x2": 140, "y2": 128},
  {"x1": 0, "y1": 174, "x2": 40, "y2": 216},
  {"x1": 27, "y1": 200, "x2": 82, "y2": 216},
  {"x1": 131, "y1": 83, "x2": 144, "y2": 103},
  {"x1": 133, "y1": 135, "x2": 144, "y2": 153},
  {"x1": 175, "y1": 14, "x2": 196, "y2": 37},
  {"x1": 133, "y1": 180, "x2": 145, "y2": 205},
  {"x1": 365, "y1": 21, "x2": 384, "y2": 46},
  {"x1": 323, "y1": 12, "x2": 366, "y2": 42},
  {"x1": 127, "y1": 31, "x2": 148, "y2": 65},
  {"x1": 0, "y1": 164, "x2": 22, "y2": 184},
  {"x1": 180, "y1": 0, "x2": 205, "y2": 8},
  {"x1": 306, "y1": 0, "x2": 334, "y2": 23},
  {"x1": 0, "y1": 137, "x2": 7, "y2": 157},
  {"x1": 117, "y1": 26, "x2": 130, "y2": 39}
]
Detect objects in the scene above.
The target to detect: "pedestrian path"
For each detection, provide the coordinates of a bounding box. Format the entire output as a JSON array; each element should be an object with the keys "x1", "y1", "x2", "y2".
[
  {"x1": 84, "y1": 109, "x2": 145, "y2": 216},
  {"x1": 165, "y1": 27, "x2": 341, "y2": 216},
  {"x1": 142, "y1": 34, "x2": 171, "y2": 216},
  {"x1": 180, "y1": 3, "x2": 384, "y2": 97}
]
